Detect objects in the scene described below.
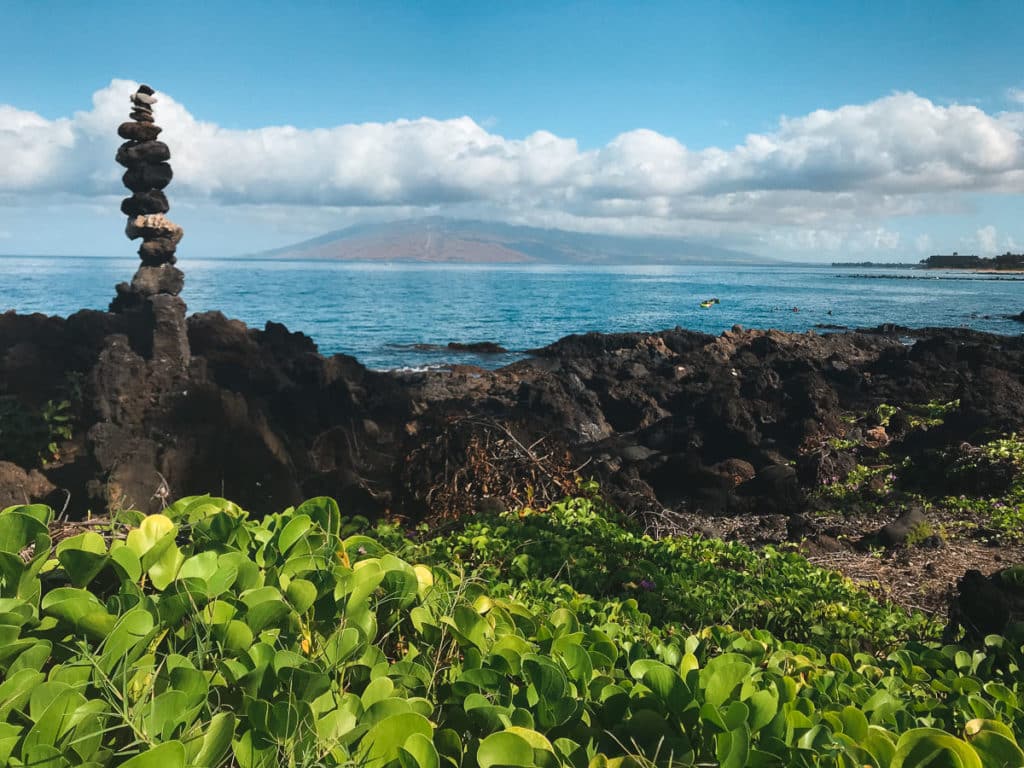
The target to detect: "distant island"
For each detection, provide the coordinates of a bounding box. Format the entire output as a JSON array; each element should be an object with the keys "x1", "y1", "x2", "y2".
[
  {"x1": 249, "y1": 217, "x2": 775, "y2": 265},
  {"x1": 920, "y1": 252, "x2": 1024, "y2": 270}
]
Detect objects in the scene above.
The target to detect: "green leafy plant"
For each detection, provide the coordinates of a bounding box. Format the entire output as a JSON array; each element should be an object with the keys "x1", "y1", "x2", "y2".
[
  {"x1": 875, "y1": 403, "x2": 898, "y2": 427},
  {"x1": 940, "y1": 434, "x2": 1024, "y2": 541},
  {"x1": 905, "y1": 398, "x2": 959, "y2": 430},
  {"x1": 0, "y1": 396, "x2": 72, "y2": 467},
  {"x1": 903, "y1": 521, "x2": 940, "y2": 548},
  {"x1": 0, "y1": 493, "x2": 1020, "y2": 767},
  {"x1": 40, "y1": 399, "x2": 73, "y2": 464}
]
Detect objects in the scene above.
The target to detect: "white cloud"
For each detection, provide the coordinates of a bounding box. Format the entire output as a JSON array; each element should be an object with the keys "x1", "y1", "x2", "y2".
[
  {"x1": 761, "y1": 225, "x2": 901, "y2": 254},
  {"x1": 1, "y1": 80, "x2": 1023, "y2": 255},
  {"x1": 977, "y1": 225, "x2": 998, "y2": 253},
  {"x1": 1008, "y1": 87, "x2": 1024, "y2": 105}
]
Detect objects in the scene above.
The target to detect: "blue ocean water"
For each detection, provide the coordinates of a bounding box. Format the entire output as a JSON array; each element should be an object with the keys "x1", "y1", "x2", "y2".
[{"x1": 1, "y1": 257, "x2": 1021, "y2": 370}]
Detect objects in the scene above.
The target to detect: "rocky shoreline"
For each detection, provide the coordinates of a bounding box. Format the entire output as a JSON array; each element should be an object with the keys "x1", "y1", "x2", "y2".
[
  {"x1": 2, "y1": 305, "x2": 1023, "y2": 589},
  {"x1": 2, "y1": 310, "x2": 1022, "y2": 519}
]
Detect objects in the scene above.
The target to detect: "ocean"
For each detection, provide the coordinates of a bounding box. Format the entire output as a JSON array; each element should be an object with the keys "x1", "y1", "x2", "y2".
[{"x1": 1, "y1": 257, "x2": 1021, "y2": 370}]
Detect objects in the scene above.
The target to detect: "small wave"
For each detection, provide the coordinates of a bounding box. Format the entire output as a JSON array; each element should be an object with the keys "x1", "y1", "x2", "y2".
[{"x1": 374, "y1": 363, "x2": 449, "y2": 373}]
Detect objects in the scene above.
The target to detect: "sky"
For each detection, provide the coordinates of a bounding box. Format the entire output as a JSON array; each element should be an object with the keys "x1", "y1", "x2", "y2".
[{"x1": 1, "y1": 0, "x2": 1023, "y2": 261}]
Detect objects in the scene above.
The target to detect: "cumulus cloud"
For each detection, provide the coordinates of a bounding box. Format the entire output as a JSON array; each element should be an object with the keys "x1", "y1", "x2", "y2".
[
  {"x1": 1, "y1": 80, "x2": 1023, "y2": 254},
  {"x1": 977, "y1": 225, "x2": 998, "y2": 253}
]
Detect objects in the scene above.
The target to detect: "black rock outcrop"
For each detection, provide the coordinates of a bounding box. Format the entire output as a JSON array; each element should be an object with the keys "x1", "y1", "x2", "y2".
[
  {"x1": 2, "y1": 311, "x2": 1023, "y2": 527},
  {"x1": 949, "y1": 568, "x2": 1024, "y2": 640}
]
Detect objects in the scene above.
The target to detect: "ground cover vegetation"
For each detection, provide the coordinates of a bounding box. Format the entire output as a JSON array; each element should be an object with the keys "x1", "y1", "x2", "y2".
[
  {"x1": 0, "y1": 396, "x2": 74, "y2": 468},
  {"x1": 1, "y1": 491, "x2": 1023, "y2": 768},
  {"x1": 809, "y1": 398, "x2": 1024, "y2": 542}
]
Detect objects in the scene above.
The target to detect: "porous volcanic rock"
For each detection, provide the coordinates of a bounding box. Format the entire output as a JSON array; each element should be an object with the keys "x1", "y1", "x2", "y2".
[
  {"x1": 122, "y1": 163, "x2": 174, "y2": 192},
  {"x1": 447, "y1": 341, "x2": 508, "y2": 354},
  {"x1": 121, "y1": 190, "x2": 170, "y2": 217},
  {"x1": 138, "y1": 239, "x2": 179, "y2": 266},
  {"x1": 129, "y1": 265, "x2": 185, "y2": 297},
  {"x1": 0, "y1": 461, "x2": 58, "y2": 509},
  {"x1": 118, "y1": 121, "x2": 162, "y2": 141},
  {"x1": 949, "y1": 568, "x2": 1024, "y2": 640},
  {"x1": 858, "y1": 505, "x2": 932, "y2": 549},
  {"x1": 116, "y1": 140, "x2": 171, "y2": 167},
  {"x1": 125, "y1": 214, "x2": 183, "y2": 244},
  {"x1": 148, "y1": 294, "x2": 190, "y2": 369}
]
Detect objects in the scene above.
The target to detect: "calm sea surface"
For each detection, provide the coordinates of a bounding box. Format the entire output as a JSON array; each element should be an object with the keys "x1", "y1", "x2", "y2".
[{"x1": 1, "y1": 257, "x2": 1021, "y2": 370}]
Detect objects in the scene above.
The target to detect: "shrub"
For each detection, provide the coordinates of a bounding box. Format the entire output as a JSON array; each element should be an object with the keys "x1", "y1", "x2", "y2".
[{"x1": 0, "y1": 494, "x2": 1019, "y2": 767}]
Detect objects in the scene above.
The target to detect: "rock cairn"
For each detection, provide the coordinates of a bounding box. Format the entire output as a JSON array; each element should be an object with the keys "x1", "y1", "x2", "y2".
[
  {"x1": 111, "y1": 84, "x2": 184, "y2": 310},
  {"x1": 110, "y1": 84, "x2": 189, "y2": 368}
]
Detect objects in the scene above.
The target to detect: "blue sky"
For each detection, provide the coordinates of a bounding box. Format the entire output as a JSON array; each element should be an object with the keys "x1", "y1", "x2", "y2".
[{"x1": 1, "y1": 0, "x2": 1023, "y2": 260}]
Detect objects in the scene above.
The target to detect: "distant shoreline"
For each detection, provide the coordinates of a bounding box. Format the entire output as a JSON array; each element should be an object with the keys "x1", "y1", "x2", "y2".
[
  {"x1": 3, "y1": 253, "x2": 1022, "y2": 273},
  {"x1": 832, "y1": 262, "x2": 1024, "y2": 275},
  {"x1": 836, "y1": 272, "x2": 1024, "y2": 281}
]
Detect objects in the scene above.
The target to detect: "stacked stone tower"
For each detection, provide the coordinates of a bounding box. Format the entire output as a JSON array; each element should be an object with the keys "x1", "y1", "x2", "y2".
[{"x1": 110, "y1": 84, "x2": 189, "y2": 368}]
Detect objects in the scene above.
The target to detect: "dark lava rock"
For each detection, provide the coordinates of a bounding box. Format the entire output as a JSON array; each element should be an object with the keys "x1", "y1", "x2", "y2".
[
  {"x1": 129, "y1": 110, "x2": 154, "y2": 123},
  {"x1": 121, "y1": 190, "x2": 170, "y2": 216},
  {"x1": 122, "y1": 163, "x2": 173, "y2": 192},
  {"x1": 475, "y1": 497, "x2": 507, "y2": 515},
  {"x1": 130, "y1": 265, "x2": 185, "y2": 297},
  {"x1": 116, "y1": 140, "x2": 171, "y2": 168},
  {"x1": 886, "y1": 410, "x2": 913, "y2": 441},
  {"x1": 1009, "y1": 311, "x2": 1024, "y2": 322},
  {"x1": 948, "y1": 568, "x2": 1024, "y2": 641},
  {"x1": 786, "y1": 513, "x2": 818, "y2": 540},
  {"x1": 951, "y1": 366, "x2": 1024, "y2": 439},
  {"x1": 149, "y1": 295, "x2": 190, "y2": 370},
  {"x1": 447, "y1": 341, "x2": 508, "y2": 354},
  {"x1": 797, "y1": 448, "x2": 857, "y2": 486},
  {"x1": 137, "y1": 84, "x2": 155, "y2": 95},
  {"x1": 906, "y1": 441, "x2": 1021, "y2": 499},
  {"x1": 737, "y1": 463, "x2": 802, "y2": 513},
  {"x1": 118, "y1": 122, "x2": 163, "y2": 141},
  {"x1": 138, "y1": 239, "x2": 178, "y2": 265},
  {"x1": 712, "y1": 458, "x2": 756, "y2": 486},
  {"x1": 0, "y1": 461, "x2": 57, "y2": 508},
  {"x1": 110, "y1": 283, "x2": 144, "y2": 313},
  {"x1": 859, "y1": 505, "x2": 935, "y2": 549},
  {"x1": 621, "y1": 444, "x2": 658, "y2": 462}
]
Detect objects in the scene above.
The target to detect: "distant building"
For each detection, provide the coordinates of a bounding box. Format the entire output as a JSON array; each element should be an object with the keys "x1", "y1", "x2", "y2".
[
  {"x1": 921, "y1": 252, "x2": 981, "y2": 268},
  {"x1": 920, "y1": 251, "x2": 1024, "y2": 270},
  {"x1": 994, "y1": 252, "x2": 1024, "y2": 268}
]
